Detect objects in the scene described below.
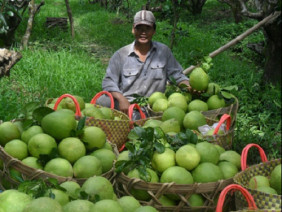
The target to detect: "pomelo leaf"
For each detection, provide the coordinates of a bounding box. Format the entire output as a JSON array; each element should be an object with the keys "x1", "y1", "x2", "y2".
[
  {"x1": 220, "y1": 91, "x2": 234, "y2": 99},
  {"x1": 33, "y1": 106, "x2": 54, "y2": 123},
  {"x1": 221, "y1": 85, "x2": 238, "y2": 92}
]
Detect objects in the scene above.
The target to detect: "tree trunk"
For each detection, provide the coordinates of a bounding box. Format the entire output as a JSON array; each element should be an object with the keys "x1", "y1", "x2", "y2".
[
  {"x1": 231, "y1": 2, "x2": 243, "y2": 23},
  {"x1": 188, "y1": 0, "x2": 207, "y2": 15},
  {"x1": 65, "y1": 0, "x2": 75, "y2": 38},
  {"x1": 0, "y1": 49, "x2": 22, "y2": 77},
  {"x1": 262, "y1": 20, "x2": 281, "y2": 84}
]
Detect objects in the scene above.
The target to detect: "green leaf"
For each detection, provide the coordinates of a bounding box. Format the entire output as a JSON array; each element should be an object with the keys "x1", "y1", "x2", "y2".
[
  {"x1": 32, "y1": 106, "x2": 54, "y2": 124},
  {"x1": 154, "y1": 142, "x2": 165, "y2": 153},
  {"x1": 37, "y1": 148, "x2": 59, "y2": 166},
  {"x1": 203, "y1": 56, "x2": 212, "y2": 64},
  {"x1": 221, "y1": 85, "x2": 238, "y2": 92},
  {"x1": 7, "y1": 11, "x2": 14, "y2": 17}
]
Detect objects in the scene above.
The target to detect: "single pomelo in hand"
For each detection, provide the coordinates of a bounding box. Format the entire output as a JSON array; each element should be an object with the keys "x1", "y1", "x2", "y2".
[
  {"x1": 248, "y1": 175, "x2": 270, "y2": 189},
  {"x1": 0, "y1": 189, "x2": 32, "y2": 212},
  {"x1": 81, "y1": 126, "x2": 106, "y2": 150},
  {"x1": 28, "y1": 133, "x2": 57, "y2": 158},
  {"x1": 183, "y1": 111, "x2": 207, "y2": 130},
  {"x1": 160, "y1": 118, "x2": 181, "y2": 133},
  {"x1": 218, "y1": 161, "x2": 238, "y2": 179},
  {"x1": 23, "y1": 197, "x2": 63, "y2": 212},
  {"x1": 21, "y1": 125, "x2": 43, "y2": 144},
  {"x1": 207, "y1": 95, "x2": 226, "y2": 110},
  {"x1": 63, "y1": 200, "x2": 94, "y2": 212},
  {"x1": 73, "y1": 155, "x2": 102, "y2": 178},
  {"x1": 151, "y1": 148, "x2": 175, "y2": 173},
  {"x1": 81, "y1": 176, "x2": 114, "y2": 202},
  {"x1": 117, "y1": 196, "x2": 141, "y2": 212},
  {"x1": 45, "y1": 188, "x2": 69, "y2": 206},
  {"x1": 189, "y1": 67, "x2": 209, "y2": 91},
  {"x1": 152, "y1": 98, "x2": 168, "y2": 112},
  {"x1": 0, "y1": 122, "x2": 21, "y2": 146},
  {"x1": 22, "y1": 156, "x2": 43, "y2": 170},
  {"x1": 4, "y1": 139, "x2": 28, "y2": 160},
  {"x1": 58, "y1": 137, "x2": 86, "y2": 164},
  {"x1": 160, "y1": 166, "x2": 193, "y2": 184},
  {"x1": 176, "y1": 144, "x2": 200, "y2": 170},
  {"x1": 60, "y1": 181, "x2": 81, "y2": 199},
  {"x1": 44, "y1": 158, "x2": 73, "y2": 177},
  {"x1": 196, "y1": 141, "x2": 220, "y2": 164},
  {"x1": 270, "y1": 164, "x2": 281, "y2": 194},
  {"x1": 192, "y1": 162, "x2": 224, "y2": 183},
  {"x1": 91, "y1": 148, "x2": 116, "y2": 173},
  {"x1": 148, "y1": 91, "x2": 166, "y2": 106},
  {"x1": 162, "y1": 106, "x2": 186, "y2": 128},
  {"x1": 188, "y1": 99, "x2": 208, "y2": 112},
  {"x1": 41, "y1": 111, "x2": 77, "y2": 140}
]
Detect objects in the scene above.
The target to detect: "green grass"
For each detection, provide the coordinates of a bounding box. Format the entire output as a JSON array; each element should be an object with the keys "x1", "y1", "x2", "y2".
[{"x1": 0, "y1": 0, "x2": 281, "y2": 161}]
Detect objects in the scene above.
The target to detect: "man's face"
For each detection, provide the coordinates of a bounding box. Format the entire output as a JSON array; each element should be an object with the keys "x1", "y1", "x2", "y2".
[{"x1": 132, "y1": 24, "x2": 155, "y2": 45}]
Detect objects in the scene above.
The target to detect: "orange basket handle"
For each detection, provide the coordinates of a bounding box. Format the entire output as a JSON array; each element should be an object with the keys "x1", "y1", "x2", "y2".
[
  {"x1": 216, "y1": 184, "x2": 257, "y2": 212},
  {"x1": 54, "y1": 94, "x2": 81, "y2": 117},
  {"x1": 90, "y1": 91, "x2": 114, "y2": 109},
  {"x1": 241, "y1": 143, "x2": 268, "y2": 171},
  {"x1": 213, "y1": 114, "x2": 231, "y2": 135}
]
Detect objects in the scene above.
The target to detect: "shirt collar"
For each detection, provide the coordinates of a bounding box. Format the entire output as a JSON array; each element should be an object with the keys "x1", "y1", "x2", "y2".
[{"x1": 128, "y1": 41, "x2": 157, "y2": 56}]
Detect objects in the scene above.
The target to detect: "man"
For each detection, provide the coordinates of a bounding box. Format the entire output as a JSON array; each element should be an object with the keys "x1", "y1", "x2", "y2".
[{"x1": 98, "y1": 10, "x2": 190, "y2": 116}]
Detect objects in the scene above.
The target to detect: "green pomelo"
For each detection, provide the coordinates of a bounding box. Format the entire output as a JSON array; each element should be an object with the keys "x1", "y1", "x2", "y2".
[
  {"x1": 73, "y1": 155, "x2": 102, "y2": 178},
  {"x1": 214, "y1": 144, "x2": 225, "y2": 155},
  {"x1": 188, "y1": 99, "x2": 208, "y2": 112},
  {"x1": 117, "y1": 196, "x2": 141, "y2": 212},
  {"x1": 152, "y1": 98, "x2": 168, "y2": 112},
  {"x1": 183, "y1": 92, "x2": 192, "y2": 103},
  {"x1": 160, "y1": 118, "x2": 181, "y2": 133},
  {"x1": 196, "y1": 141, "x2": 220, "y2": 164},
  {"x1": 189, "y1": 67, "x2": 209, "y2": 91},
  {"x1": 219, "y1": 150, "x2": 241, "y2": 169},
  {"x1": 248, "y1": 175, "x2": 270, "y2": 190},
  {"x1": 82, "y1": 106, "x2": 105, "y2": 119},
  {"x1": 187, "y1": 194, "x2": 205, "y2": 207},
  {"x1": 13, "y1": 120, "x2": 24, "y2": 134},
  {"x1": 84, "y1": 103, "x2": 94, "y2": 109},
  {"x1": 0, "y1": 122, "x2": 21, "y2": 146},
  {"x1": 28, "y1": 133, "x2": 57, "y2": 158},
  {"x1": 205, "y1": 128, "x2": 224, "y2": 136},
  {"x1": 192, "y1": 162, "x2": 224, "y2": 183},
  {"x1": 99, "y1": 107, "x2": 114, "y2": 120},
  {"x1": 63, "y1": 199, "x2": 94, "y2": 212},
  {"x1": 162, "y1": 106, "x2": 186, "y2": 128},
  {"x1": 55, "y1": 108, "x2": 75, "y2": 115},
  {"x1": 21, "y1": 125, "x2": 43, "y2": 144},
  {"x1": 4, "y1": 139, "x2": 28, "y2": 160},
  {"x1": 175, "y1": 144, "x2": 200, "y2": 170},
  {"x1": 44, "y1": 158, "x2": 73, "y2": 177},
  {"x1": 270, "y1": 164, "x2": 281, "y2": 194},
  {"x1": 183, "y1": 111, "x2": 207, "y2": 130},
  {"x1": 207, "y1": 95, "x2": 226, "y2": 110},
  {"x1": 206, "y1": 82, "x2": 221, "y2": 95},
  {"x1": 22, "y1": 157, "x2": 43, "y2": 170},
  {"x1": 81, "y1": 126, "x2": 106, "y2": 150},
  {"x1": 158, "y1": 195, "x2": 176, "y2": 206},
  {"x1": 160, "y1": 166, "x2": 194, "y2": 184},
  {"x1": 0, "y1": 189, "x2": 32, "y2": 212},
  {"x1": 168, "y1": 96, "x2": 188, "y2": 112},
  {"x1": 91, "y1": 199, "x2": 123, "y2": 212},
  {"x1": 143, "y1": 119, "x2": 163, "y2": 128},
  {"x1": 134, "y1": 206, "x2": 159, "y2": 212},
  {"x1": 41, "y1": 111, "x2": 77, "y2": 140},
  {"x1": 58, "y1": 137, "x2": 86, "y2": 164},
  {"x1": 63, "y1": 95, "x2": 85, "y2": 112},
  {"x1": 168, "y1": 92, "x2": 184, "y2": 101},
  {"x1": 127, "y1": 168, "x2": 159, "y2": 201},
  {"x1": 60, "y1": 181, "x2": 81, "y2": 199},
  {"x1": 23, "y1": 197, "x2": 63, "y2": 212},
  {"x1": 45, "y1": 189, "x2": 69, "y2": 206},
  {"x1": 117, "y1": 150, "x2": 129, "y2": 161},
  {"x1": 151, "y1": 148, "x2": 176, "y2": 173},
  {"x1": 257, "y1": 186, "x2": 278, "y2": 195},
  {"x1": 91, "y1": 148, "x2": 116, "y2": 173},
  {"x1": 148, "y1": 91, "x2": 166, "y2": 106},
  {"x1": 81, "y1": 176, "x2": 114, "y2": 202},
  {"x1": 218, "y1": 161, "x2": 238, "y2": 179},
  {"x1": 102, "y1": 141, "x2": 113, "y2": 151}
]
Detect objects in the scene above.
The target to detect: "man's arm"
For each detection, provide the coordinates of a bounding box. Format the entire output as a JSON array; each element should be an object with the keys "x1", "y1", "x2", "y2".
[{"x1": 111, "y1": 92, "x2": 130, "y2": 114}]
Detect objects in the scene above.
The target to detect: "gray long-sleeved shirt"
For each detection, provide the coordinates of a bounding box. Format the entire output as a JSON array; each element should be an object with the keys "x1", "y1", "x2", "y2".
[{"x1": 102, "y1": 41, "x2": 189, "y2": 102}]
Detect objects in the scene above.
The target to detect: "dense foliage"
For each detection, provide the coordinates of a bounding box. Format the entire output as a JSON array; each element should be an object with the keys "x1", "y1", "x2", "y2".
[{"x1": 0, "y1": 0, "x2": 280, "y2": 162}]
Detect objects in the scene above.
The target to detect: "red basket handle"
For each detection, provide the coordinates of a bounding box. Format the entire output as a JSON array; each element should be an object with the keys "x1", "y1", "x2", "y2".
[
  {"x1": 90, "y1": 91, "x2": 114, "y2": 109},
  {"x1": 213, "y1": 114, "x2": 231, "y2": 135},
  {"x1": 54, "y1": 94, "x2": 81, "y2": 117},
  {"x1": 241, "y1": 143, "x2": 268, "y2": 171},
  {"x1": 216, "y1": 184, "x2": 257, "y2": 212},
  {"x1": 119, "y1": 104, "x2": 146, "y2": 152}
]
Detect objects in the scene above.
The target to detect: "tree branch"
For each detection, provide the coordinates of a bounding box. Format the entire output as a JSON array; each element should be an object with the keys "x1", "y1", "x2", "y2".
[{"x1": 239, "y1": 0, "x2": 264, "y2": 20}]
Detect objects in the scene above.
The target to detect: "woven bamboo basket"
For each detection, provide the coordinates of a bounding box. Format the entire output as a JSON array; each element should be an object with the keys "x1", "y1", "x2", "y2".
[
  {"x1": 0, "y1": 142, "x2": 118, "y2": 189},
  {"x1": 233, "y1": 144, "x2": 281, "y2": 211},
  {"x1": 46, "y1": 92, "x2": 132, "y2": 150}
]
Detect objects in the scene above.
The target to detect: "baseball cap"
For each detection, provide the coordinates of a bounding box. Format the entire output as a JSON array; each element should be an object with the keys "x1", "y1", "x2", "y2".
[{"x1": 133, "y1": 10, "x2": 156, "y2": 27}]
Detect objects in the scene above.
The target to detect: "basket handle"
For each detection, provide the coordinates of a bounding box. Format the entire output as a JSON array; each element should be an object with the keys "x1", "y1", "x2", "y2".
[
  {"x1": 54, "y1": 94, "x2": 81, "y2": 117},
  {"x1": 241, "y1": 143, "x2": 268, "y2": 171},
  {"x1": 90, "y1": 91, "x2": 115, "y2": 109},
  {"x1": 119, "y1": 104, "x2": 146, "y2": 152},
  {"x1": 216, "y1": 184, "x2": 257, "y2": 212},
  {"x1": 213, "y1": 114, "x2": 231, "y2": 135}
]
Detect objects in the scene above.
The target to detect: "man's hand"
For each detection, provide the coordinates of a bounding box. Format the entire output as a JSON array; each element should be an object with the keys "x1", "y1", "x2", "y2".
[
  {"x1": 179, "y1": 80, "x2": 205, "y2": 95},
  {"x1": 111, "y1": 92, "x2": 130, "y2": 114}
]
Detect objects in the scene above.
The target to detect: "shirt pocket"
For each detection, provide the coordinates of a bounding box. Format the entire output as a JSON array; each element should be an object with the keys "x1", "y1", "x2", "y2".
[
  {"x1": 122, "y1": 68, "x2": 139, "y2": 86},
  {"x1": 151, "y1": 64, "x2": 165, "y2": 80}
]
